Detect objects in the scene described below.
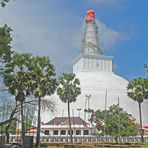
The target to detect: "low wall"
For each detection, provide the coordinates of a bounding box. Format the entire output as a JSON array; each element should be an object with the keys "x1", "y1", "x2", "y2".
[{"x1": 4, "y1": 135, "x2": 148, "y2": 143}]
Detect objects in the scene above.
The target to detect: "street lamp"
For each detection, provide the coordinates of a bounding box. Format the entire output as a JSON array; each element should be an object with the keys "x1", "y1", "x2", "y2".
[
  {"x1": 77, "y1": 108, "x2": 81, "y2": 117},
  {"x1": 84, "y1": 94, "x2": 91, "y2": 121},
  {"x1": 77, "y1": 108, "x2": 81, "y2": 130},
  {"x1": 85, "y1": 94, "x2": 92, "y2": 141}
]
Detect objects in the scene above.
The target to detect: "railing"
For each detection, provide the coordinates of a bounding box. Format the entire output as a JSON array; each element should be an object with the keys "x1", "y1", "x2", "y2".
[{"x1": 6, "y1": 135, "x2": 148, "y2": 143}]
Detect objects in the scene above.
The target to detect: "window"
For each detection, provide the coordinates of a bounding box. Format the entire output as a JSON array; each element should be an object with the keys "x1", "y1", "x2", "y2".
[
  {"x1": 68, "y1": 130, "x2": 73, "y2": 135},
  {"x1": 84, "y1": 130, "x2": 89, "y2": 135},
  {"x1": 44, "y1": 130, "x2": 49, "y2": 135},
  {"x1": 76, "y1": 130, "x2": 81, "y2": 135},
  {"x1": 60, "y1": 130, "x2": 66, "y2": 135},
  {"x1": 53, "y1": 130, "x2": 58, "y2": 135}
]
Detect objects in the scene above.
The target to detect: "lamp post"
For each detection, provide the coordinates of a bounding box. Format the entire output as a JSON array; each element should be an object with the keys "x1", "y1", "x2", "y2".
[
  {"x1": 77, "y1": 108, "x2": 81, "y2": 117},
  {"x1": 77, "y1": 108, "x2": 81, "y2": 134},
  {"x1": 85, "y1": 94, "x2": 92, "y2": 141},
  {"x1": 85, "y1": 94, "x2": 91, "y2": 122}
]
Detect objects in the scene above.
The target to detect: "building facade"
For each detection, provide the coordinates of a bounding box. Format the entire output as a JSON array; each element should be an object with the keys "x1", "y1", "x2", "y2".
[{"x1": 41, "y1": 117, "x2": 96, "y2": 138}]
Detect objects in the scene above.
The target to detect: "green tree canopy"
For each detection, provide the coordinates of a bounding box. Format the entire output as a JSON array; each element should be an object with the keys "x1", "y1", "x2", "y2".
[
  {"x1": 3, "y1": 53, "x2": 32, "y2": 145},
  {"x1": 0, "y1": 0, "x2": 12, "y2": 7},
  {"x1": 3, "y1": 53, "x2": 32, "y2": 99},
  {"x1": 57, "y1": 73, "x2": 81, "y2": 143},
  {"x1": 28, "y1": 56, "x2": 57, "y2": 148},
  {"x1": 127, "y1": 77, "x2": 148, "y2": 142},
  {"x1": 0, "y1": 24, "x2": 12, "y2": 63},
  {"x1": 94, "y1": 105, "x2": 139, "y2": 142},
  {"x1": 28, "y1": 56, "x2": 57, "y2": 98},
  {"x1": 127, "y1": 78, "x2": 148, "y2": 103},
  {"x1": 57, "y1": 73, "x2": 81, "y2": 103}
]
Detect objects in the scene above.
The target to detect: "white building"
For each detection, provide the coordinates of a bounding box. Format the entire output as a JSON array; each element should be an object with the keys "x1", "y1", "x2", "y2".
[
  {"x1": 41, "y1": 117, "x2": 95, "y2": 138},
  {"x1": 41, "y1": 10, "x2": 148, "y2": 125}
]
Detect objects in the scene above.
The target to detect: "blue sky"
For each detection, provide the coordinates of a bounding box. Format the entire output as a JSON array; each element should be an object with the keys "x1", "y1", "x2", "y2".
[{"x1": 0, "y1": 0, "x2": 147, "y2": 80}]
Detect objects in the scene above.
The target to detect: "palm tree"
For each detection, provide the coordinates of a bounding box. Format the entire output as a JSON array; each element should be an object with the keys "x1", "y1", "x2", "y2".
[
  {"x1": 28, "y1": 56, "x2": 57, "y2": 148},
  {"x1": 3, "y1": 53, "x2": 32, "y2": 145},
  {"x1": 127, "y1": 77, "x2": 148, "y2": 142},
  {"x1": 57, "y1": 73, "x2": 81, "y2": 143}
]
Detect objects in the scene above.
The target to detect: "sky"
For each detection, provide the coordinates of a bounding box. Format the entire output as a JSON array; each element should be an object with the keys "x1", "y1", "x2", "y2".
[{"x1": 0, "y1": 0, "x2": 148, "y2": 80}]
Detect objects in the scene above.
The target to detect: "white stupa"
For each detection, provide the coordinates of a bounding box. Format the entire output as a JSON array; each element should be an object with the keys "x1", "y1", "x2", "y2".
[{"x1": 41, "y1": 10, "x2": 148, "y2": 125}]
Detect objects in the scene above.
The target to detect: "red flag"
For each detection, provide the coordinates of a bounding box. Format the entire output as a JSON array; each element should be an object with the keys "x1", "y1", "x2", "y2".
[
  {"x1": 83, "y1": 122, "x2": 88, "y2": 128},
  {"x1": 144, "y1": 125, "x2": 148, "y2": 129}
]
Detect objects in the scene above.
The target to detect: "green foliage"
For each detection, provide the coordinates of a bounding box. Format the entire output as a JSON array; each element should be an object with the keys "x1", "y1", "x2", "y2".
[
  {"x1": 24, "y1": 117, "x2": 32, "y2": 133},
  {"x1": 127, "y1": 78, "x2": 148, "y2": 103},
  {"x1": 0, "y1": 24, "x2": 12, "y2": 63},
  {"x1": 0, "y1": 120, "x2": 16, "y2": 133},
  {"x1": 3, "y1": 53, "x2": 32, "y2": 144},
  {"x1": 3, "y1": 54, "x2": 57, "y2": 146},
  {"x1": 0, "y1": 0, "x2": 12, "y2": 7},
  {"x1": 3, "y1": 54, "x2": 57, "y2": 102},
  {"x1": 127, "y1": 75, "x2": 148, "y2": 142},
  {"x1": 57, "y1": 73, "x2": 81, "y2": 143},
  {"x1": 57, "y1": 73, "x2": 81, "y2": 103},
  {"x1": 9, "y1": 119, "x2": 16, "y2": 133},
  {"x1": 3, "y1": 53, "x2": 32, "y2": 102},
  {"x1": 141, "y1": 142, "x2": 148, "y2": 148},
  {"x1": 94, "y1": 105, "x2": 139, "y2": 137},
  {"x1": 27, "y1": 56, "x2": 57, "y2": 147},
  {"x1": 28, "y1": 56, "x2": 57, "y2": 98}
]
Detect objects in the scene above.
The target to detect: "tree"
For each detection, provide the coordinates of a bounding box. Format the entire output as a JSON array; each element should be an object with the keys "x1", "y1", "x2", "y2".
[
  {"x1": 5, "y1": 107, "x2": 17, "y2": 143},
  {"x1": 57, "y1": 73, "x2": 81, "y2": 143},
  {"x1": 28, "y1": 56, "x2": 57, "y2": 148},
  {"x1": 0, "y1": 97, "x2": 20, "y2": 143},
  {"x1": 0, "y1": 0, "x2": 13, "y2": 7},
  {"x1": 94, "y1": 105, "x2": 139, "y2": 143},
  {"x1": 127, "y1": 78, "x2": 148, "y2": 142},
  {"x1": 3, "y1": 53, "x2": 32, "y2": 145},
  {"x1": 0, "y1": 25, "x2": 12, "y2": 64}
]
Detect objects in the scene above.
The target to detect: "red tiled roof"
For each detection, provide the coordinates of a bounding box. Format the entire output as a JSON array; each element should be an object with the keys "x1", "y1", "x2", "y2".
[{"x1": 44, "y1": 117, "x2": 87, "y2": 125}]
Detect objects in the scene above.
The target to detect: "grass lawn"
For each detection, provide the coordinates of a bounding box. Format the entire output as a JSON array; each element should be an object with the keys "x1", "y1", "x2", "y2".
[{"x1": 141, "y1": 142, "x2": 148, "y2": 148}]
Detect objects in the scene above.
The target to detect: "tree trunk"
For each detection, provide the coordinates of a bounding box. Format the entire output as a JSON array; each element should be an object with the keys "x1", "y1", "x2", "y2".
[
  {"x1": 5, "y1": 124, "x2": 10, "y2": 143},
  {"x1": 115, "y1": 136, "x2": 118, "y2": 144},
  {"x1": 36, "y1": 96, "x2": 41, "y2": 148},
  {"x1": 68, "y1": 101, "x2": 73, "y2": 143},
  {"x1": 5, "y1": 105, "x2": 17, "y2": 143},
  {"x1": 138, "y1": 102, "x2": 144, "y2": 142},
  {"x1": 21, "y1": 101, "x2": 25, "y2": 147}
]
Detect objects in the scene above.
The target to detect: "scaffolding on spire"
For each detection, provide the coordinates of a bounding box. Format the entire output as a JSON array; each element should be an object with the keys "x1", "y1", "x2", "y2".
[{"x1": 82, "y1": 10, "x2": 102, "y2": 55}]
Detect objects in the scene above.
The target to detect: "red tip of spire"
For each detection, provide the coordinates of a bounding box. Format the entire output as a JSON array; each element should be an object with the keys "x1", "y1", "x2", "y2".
[{"x1": 86, "y1": 10, "x2": 95, "y2": 23}]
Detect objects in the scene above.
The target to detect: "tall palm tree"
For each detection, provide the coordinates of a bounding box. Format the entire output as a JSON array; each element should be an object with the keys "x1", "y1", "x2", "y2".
[
  {"x1": 57, "y1": 73, "x2": 81, "y2": 143},
  {"x1": 28, "y1": 56, "x2": 57, "y2": 148},
  {"x1": 3, "y1": 53, "x2": 32, "y2": 145},
  {"x1": 127, "y1": 77, "x2": 148, "y2": 142}
]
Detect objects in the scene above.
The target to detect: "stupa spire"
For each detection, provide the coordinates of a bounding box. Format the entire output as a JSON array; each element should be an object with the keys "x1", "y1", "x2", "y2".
[{"x1": 83, "y1": 10, "x2": 102, "y2": 55}]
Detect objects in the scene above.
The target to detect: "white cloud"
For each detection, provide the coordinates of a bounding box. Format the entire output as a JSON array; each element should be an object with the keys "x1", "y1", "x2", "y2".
[
  {"x1": 96, "y1": 20, "x2": 123, "y2": 50},
  {"x1": 0, "y1": 0, "x2": 129, "y2": 75},
  {"x1": 0, "y1": 1, "x2": 81, "y2": 75}
]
